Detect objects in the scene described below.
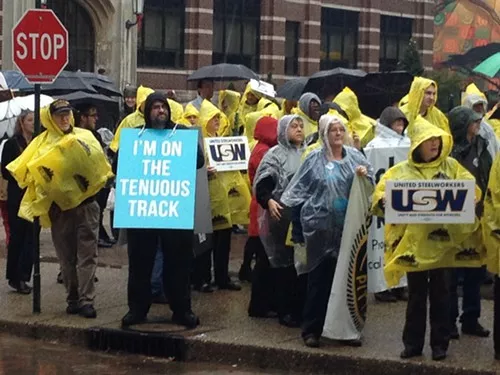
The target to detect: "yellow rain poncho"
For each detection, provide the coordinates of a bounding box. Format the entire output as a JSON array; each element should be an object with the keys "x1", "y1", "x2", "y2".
[
  {"x1": 178, "y1": 102, "x2": 199, "y2": 126},
  {"x1": 218, "y1": 90, "x2": 241, "y2": 136},
  {"x1": 168, "y1": 98, "x2": 184, "y2": 123},
  {"x1": 372, "y1": 116, "x2": 482, "y2": 287},
  {"x1": 400, "y1": 77, "x2": 450, "y2": 136},
  {"x1": 110, "y1": 85, "x2": 154, "y2": 152},
  {"x1": 238, "y1": 83, "x2": 262, "y2": 133},
  {"x1": 244, "y1": 102, "x2": 280, "y2": 151},
  {"x1": 484, "y1": 154, "x2": 500, "y2": 274},
  {"x1": 332, "y1": 87, "x2": 375, "y2": 147},
  {"x1": 199, "y1": 100, "x2": 251, "y2": 229},
  {"x1": 7, "y1": 106, "x2": 113, "y2": 228}
]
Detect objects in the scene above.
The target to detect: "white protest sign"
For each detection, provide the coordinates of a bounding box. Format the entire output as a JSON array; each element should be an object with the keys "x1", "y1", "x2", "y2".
[
  {"x1": 204, "y1": 136, "x2": 250, "y2": 172},
  {"x1": 249, "y1": 79, "x2": 276, "y2": 98},
  {"x1": 385, "y1": 179, "x2": 476, "y2": 224},
  {"x1": 364, "y1": 146, "x2": 408, "y2": 293}
]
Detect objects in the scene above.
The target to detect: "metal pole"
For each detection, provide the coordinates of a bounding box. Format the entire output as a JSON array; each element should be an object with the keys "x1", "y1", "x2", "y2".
[{"x1": 33, "y1": 0, "x2": 42, "y2": 314}]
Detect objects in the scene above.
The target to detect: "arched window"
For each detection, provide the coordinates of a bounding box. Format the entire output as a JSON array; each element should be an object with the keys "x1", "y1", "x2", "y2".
[{"x1": 47, "y1": 0, "x2": 95, "y2": 72}]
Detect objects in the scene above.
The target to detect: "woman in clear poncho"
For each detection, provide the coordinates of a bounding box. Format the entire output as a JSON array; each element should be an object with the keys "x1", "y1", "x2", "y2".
[
  {"x1": 281, "y1": 114, "x2": 373, "y2": 348},
  {"x1": 252, "y1": 114, "x2": 306, "y2": 327}
]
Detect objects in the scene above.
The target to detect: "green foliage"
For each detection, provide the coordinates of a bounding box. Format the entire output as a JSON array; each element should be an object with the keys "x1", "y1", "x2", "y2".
[{"x1": 398, "y1": 39, "x2": 424, "y2": 76}]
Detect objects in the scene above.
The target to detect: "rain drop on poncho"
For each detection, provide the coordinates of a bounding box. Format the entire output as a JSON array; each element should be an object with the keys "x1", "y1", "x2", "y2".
[
  {"x1": 281, "y1": 114, "x2": 374, "y2": 273},
  {"x1": 254, "y1": 114, "x2": 305, "y2": 267},
  {"x1": 372, "y1": 116, "x2": 482, "y2": 287}
]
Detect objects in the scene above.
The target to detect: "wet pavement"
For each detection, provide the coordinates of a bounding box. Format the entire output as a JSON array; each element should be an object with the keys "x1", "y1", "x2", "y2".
[
  {"x1": 0, "y1": 334, "x2": 310, "y2": 375},
  {"x1": 0, "y1": 218, "x2": 499, "y2": 374}
]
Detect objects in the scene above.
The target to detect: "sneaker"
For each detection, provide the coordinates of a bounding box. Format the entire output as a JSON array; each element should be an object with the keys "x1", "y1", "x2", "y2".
[
  {"x1": 98, "y1": 239, "x2": 113, "y2": 248},
  {"x1": 8, "y1": 280, "x2": 32, "y2": 295},
  {"x1": 374, "y1": 290, "x2": 397, "y2": 303},
  {"x1": 218, "y1": 281, "x2": 242, "y2": 291},
  {"x1": 462, "y1": 322, "x2": 490, "y2": 337},
  {"x1": 172, "y1": 310, "x2": 200, "y2": 329},
  {"x1": 79, "y1": 304, "x2": 97, "y2": 319},
  {"x1": 121, "y1": 311, "x2": 146, "y2": 327},
  {"x1": 66, "y1": 303, "x2": 80, "y2": 315}
]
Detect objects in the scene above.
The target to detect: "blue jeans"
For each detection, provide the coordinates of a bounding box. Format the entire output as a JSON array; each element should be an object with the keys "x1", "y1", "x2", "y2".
[
  {"x1": 450, "y1": 267, "x2": 485, "y2": 326},
  {"x1": 151, "y1": 246, "x2": 164, "y2": 297}
]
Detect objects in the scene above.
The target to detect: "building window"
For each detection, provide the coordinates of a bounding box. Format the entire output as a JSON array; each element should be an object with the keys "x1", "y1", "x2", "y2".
[
  {"x1": 285, "y1": 22, "x2": 300, "y2": 76},
  {"x1": 320, "y1": 8, "x2": 359, "y2": 70},
  {"x1": 48, "y1": 0, "x2": 95, "y2": 71},
  {"x1": 213, "y1": 0, "x2": 261, "y2": 72},
  {"x1": 138, "y1": 0, "x2": 185, "y2": 69},
  {"x1": 379, "y1": 16, "x2": 413, "y2": 71}
]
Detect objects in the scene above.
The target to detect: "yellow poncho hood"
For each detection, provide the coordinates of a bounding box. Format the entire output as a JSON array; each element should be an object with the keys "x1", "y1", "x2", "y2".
[
  {"x1": 199, "y1": 99, "x2": 224, "y2": 138},
  {"x1": 110, "y1": 85, "x2": 154, "y2": 152},
  {"x1": 7, "y1": 106, "x2": 113, "y2": 227},
  {"x1": 167, "y1": 98, "x2": 184, "y2": 123},
  {"x1": 484, "y1": 154, "x2": 500, "y2": 274},
  {"x1": 400, "y1": 77, "x2": 450, "y2": 136},
  {"x1": 372, "y1": 116, "x2": 481, "y2": 286},
  {"x1": 219, "y1": 90, "x2": 241, "y2": 117},
  {"x1": 178, "y1": 102, "x2": 199, "y2": 126},
  {"x1": 238, "y1": 83, "x2": 262, "y2": 131},
  {"x1": 332, "y1": 87, "x2": 375, "y2": 147}
]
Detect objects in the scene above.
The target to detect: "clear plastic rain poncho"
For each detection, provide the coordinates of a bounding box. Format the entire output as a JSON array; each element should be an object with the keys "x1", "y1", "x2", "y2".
[
  {"x1": 281, "y1": 114, "x2": 374, "y2": 274},
  {"x1": 254, "y1": 115, "x2": 305, "y2": 267}
]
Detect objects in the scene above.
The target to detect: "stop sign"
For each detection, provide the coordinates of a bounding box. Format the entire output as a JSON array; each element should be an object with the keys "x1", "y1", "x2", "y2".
[{"x1": 12, "y1": 9, "x2": 69, "y2": 84}]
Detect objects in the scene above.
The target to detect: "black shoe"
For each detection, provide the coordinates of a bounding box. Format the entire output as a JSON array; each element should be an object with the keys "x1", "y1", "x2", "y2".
[
  {"x1": 57, "y1": 272, "x2": 63, "y2": 284},
  {"x1": 172, "y1": 311, "x2": 200, "y2": 329},
  {"x1": 108, "y1": 238, "x2": 118, "y2": 245},
  {"x1": 432, "y1": 348, "x2": 447, "y2": 361},
  {"x1": 400, "y1": 349, "x2": 422, "y2": 359},
  {"x1": 218, "y1": 281, "x2": 241, "y2": 291},
  {"x1": 462, "y1": 322, "x2": 490, "y2": 337},
  {"x1": 66, "y1": 303, "x2": 80, "y2": 315},
  {"x1": 303, "y1": 335, "x2": 320, "y2": 348},
  {"x1": 121, "y1": 311, "x2": 146, "y2": 327},
  {"x1": 374, "y1": 290, "x2": 397, "y2": 303},
  {"x1": 391, "y1": 287, "x2": 408, "y2": 301},
  {"x1": 340, "y1": 339, "x2": 362, "y2": 347},
  {"x1": 98, "y1": 239, "x2": 113, "y2": 248},
  {"x1": 450, "y1": 323, "x2": 460, "y2": 340},
  {"x1": 152, "y1": 294, "x2": 169, "y2": 304},
  {"x1": 279, "y1": 314, "x2": 300, "y2": 328},
  {"x1": 232, "y1": 225, "x2": 247, "y2": 234},
  {"x1": 9, "y1": 280, "x2": 32, "y2": 295},
  {"x1": 495, "y1": 352, "x2": 500, "y2": 361},
  {"x1": 194, "y1": 283, "x2": 214, "y2": 293},
  {"x1": 238, "y1": 265, "x2": 252, "y2": 282},
  {"x1": 94, "y1": 276, "x2": 99, "y2": 283},
  {"x1": 79, "y1": 304, "x2": 97, "y2": 319}
]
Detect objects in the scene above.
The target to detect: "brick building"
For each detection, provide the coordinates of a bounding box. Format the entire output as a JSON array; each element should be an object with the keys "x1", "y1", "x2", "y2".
[{"x1": 1, "y1": 0, "x2": 434, "y2": 98}]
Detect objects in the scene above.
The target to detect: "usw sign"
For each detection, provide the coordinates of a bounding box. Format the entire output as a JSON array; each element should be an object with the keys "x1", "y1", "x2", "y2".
[
  {"x1": 204, "y1": 136, "x2": 250, "y2": 172},
  {"x1": 385, "y1": 179, "x2": 476, "y2": 224}
]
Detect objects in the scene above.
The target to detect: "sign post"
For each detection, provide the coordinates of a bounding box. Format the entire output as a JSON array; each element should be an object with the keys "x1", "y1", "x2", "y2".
[{"x1": 12, "y1": 4, "x2": 69, "y2": 313}]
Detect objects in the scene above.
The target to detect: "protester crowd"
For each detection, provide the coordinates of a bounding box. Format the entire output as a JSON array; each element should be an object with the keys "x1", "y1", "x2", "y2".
[{"x1": 1, "y1": 73, "x2": 500, "y2": 362}]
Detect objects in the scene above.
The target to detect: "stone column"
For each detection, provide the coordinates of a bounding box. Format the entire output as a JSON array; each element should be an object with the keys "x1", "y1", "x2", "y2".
[
  {"x1": 413, "y1": 1, "x2": 434, "y2": 71},
  {"x1": 358, "y1": 0, "x2": 381, "y2": 72},
  {"x1": 259, "y1": 0, "x2": 286, "y2": 78},
  {"x1": 185, "y1": 0, "x2": 213, "y2": 73},
  {"x1": 300, "y1": 0, "x2": 320, "y2": 76}
]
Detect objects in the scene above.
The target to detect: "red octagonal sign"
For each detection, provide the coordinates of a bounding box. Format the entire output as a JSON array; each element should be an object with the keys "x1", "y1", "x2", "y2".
[{"x1": 12, "y1": 9, "x2": 69, "y2": 84}]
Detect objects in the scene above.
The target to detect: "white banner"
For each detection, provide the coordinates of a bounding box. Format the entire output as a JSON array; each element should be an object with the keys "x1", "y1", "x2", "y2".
[
  {"x1": 204, "y1": 136, "x2": 250, "y2": 172},
  {"x1": 364, "y1": 146, "x2": 408, "y2": 293},
  {"x1": 322, "y1": 176, "x2": 373, "y2": 341},
  {"x1": 385, "y1": 180, "x2": 476, "y2": 224}
]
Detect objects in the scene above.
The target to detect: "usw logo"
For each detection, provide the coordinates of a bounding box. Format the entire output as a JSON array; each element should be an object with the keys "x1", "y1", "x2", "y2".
[
  {"x1": 209, "y1": 143, "x2": 247, "y2": 162},
  {"x1": 391, "y1": 189, "x2": 468, "y2": 212}
]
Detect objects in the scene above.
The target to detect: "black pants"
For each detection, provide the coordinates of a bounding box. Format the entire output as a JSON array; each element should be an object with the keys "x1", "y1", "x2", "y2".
[
  {"x1": 450, "y1": 267, "x2": 485, "y2": 326},
  {"x1": 127, "y1": 228, "x2": 194, "y2": 318},
  {"x1": 96, "y1": 188, "x2": 111, "y2": 241},
  {"x1": 403, "y1": 269, "x2": 451, "y2": 353},
  {"x1": 248, "y1": 237, "x2": 275, "y2": 315},
  {"x1": 6, "y1": 205, "x2": 33, "y2": 283},
  {"x1": 302, "y1": 256, "x2": 337, "y2": 339},
  {"x1": 193, "y1": 228, "x2": 232, "y2": 287},
  {"x1": 275, "y1": 265, "x2": 307, "y2": 321},
  {"x1": 494, "y1": 276, "x2": 500, "y2": 355},
  {"x1": 241, "y1": 236, "x2": 256, "y2": 269}
]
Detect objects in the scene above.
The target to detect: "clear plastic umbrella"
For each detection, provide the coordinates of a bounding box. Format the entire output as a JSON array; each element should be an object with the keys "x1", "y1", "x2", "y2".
[{"x1": 0, "y1": 94, "x2": 53, "y2": 137}]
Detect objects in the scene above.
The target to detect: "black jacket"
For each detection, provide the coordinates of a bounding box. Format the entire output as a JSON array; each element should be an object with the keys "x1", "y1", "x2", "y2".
[{"x1": 1, "y1": 134, "x2": 28, "y2": 215}]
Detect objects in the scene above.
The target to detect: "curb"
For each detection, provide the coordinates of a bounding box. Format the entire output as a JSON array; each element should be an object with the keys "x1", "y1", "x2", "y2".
[{"x1": 0, "y1": 319, "x2": 496, "y2": 375}]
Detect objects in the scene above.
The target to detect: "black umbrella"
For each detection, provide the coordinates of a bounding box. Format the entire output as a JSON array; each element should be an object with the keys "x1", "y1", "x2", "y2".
[
  {"x1": 77, "y1": 71, "x2": 122, "y2": 97},
  {"x1": 187, "y1": 63, "x2": 259, "y2": 82},
  {"x1": 57, "y1": 91, "x2": 120, "y2": 129},
  {"x1": 276, "y1": 77, "x2": 308, "y2": 101},
  {"x1": 443, "y1": 43, "x2": 500, "y2": 68},
  {"x1": 303, "y1": 68, "x2": 367, "y2": 99},
  {"x1": 352, "y1": 71, "x2": 414, "y2": 118}
]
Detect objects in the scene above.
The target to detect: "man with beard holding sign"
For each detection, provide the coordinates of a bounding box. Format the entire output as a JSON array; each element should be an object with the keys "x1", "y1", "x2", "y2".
[{"x1": 119, "y1": 93, "x2": 205, "y2": 328}]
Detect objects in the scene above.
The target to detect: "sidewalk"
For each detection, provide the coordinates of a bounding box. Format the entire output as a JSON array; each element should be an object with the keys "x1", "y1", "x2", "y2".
[{"x1": 0, "y1": 257, "x2": 499, "y2": 374}]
